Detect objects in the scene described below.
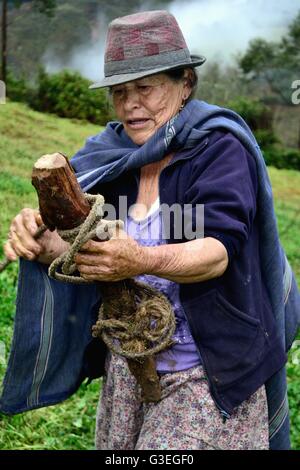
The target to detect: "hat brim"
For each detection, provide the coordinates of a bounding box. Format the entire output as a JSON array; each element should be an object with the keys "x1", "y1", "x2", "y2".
[{"x1": 89, "y1": 54, "x2": 206, "y2": 89}]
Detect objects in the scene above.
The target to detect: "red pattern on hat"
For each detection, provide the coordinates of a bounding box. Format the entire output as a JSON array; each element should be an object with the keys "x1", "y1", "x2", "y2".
[{"x1": 105, "y1": 11, "x2": 188, "y2": 63}]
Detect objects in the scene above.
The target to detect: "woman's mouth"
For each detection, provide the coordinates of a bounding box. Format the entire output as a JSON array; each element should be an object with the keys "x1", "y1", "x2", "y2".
[{"x1": 126, "y1": 118, "x2": 150, "y2": 129}]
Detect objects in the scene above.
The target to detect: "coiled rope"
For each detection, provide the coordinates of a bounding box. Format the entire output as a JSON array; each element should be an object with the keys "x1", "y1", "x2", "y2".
[{"x1": 49, "y1": 194, "x2": 176, "y2": 360}]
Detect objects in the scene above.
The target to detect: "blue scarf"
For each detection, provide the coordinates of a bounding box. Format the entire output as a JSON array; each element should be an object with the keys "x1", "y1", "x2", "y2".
[{"x1": 72, "y1": 99, "x2": 262, "y2": 191}]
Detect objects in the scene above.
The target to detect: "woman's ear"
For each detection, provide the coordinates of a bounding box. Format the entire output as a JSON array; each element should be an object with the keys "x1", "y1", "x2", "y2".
[{"x1": 183, "y1": 68, "x2": 193, "y2": 99}]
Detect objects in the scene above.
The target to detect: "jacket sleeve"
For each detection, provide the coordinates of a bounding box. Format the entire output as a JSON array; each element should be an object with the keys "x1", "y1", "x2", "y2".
[{"x1": 184, "y1": 132, "x2": 258, "y2": 263}]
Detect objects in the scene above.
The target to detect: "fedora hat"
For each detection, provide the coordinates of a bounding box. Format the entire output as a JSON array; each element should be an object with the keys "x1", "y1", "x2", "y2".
[{"x1": 90, "y1": 10, "x2": 206, "y2": 89}]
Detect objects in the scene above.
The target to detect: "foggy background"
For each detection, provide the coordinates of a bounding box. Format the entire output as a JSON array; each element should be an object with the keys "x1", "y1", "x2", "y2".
[
  {"x1": 42, "y1": 0, "x2": 300, "y2": 80},
  {"x1": 1, "y1": 0, "x2": 299, "y2": 147}
]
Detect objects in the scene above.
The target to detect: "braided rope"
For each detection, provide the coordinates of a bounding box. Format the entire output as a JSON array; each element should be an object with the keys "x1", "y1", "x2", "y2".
[
  {"x1": 92, "y1": 279, "x2": 176, "y2": 359},
  {"x1": 48, "y1": 194, "x2": 176, "y2": 359},
  {"x1": 49, "y1": 194, "x2": 107, "y2": 283}
]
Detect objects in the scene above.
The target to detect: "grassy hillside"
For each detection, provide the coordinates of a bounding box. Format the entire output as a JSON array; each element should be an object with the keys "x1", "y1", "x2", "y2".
[
  {"x1": 0, "y1": 102, "x2": 103, "y2": 450},
  {"x1": 0, "y1": 102, "x2": 299, "y2": 449}
]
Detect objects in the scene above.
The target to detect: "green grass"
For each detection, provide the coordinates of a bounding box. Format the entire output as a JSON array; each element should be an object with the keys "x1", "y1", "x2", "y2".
[{"x1": 0, "y1": 101, "x2": 299, "y2": 450}]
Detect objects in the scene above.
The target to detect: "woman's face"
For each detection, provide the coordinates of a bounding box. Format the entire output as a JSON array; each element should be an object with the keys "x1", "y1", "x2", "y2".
[{"x1": 111, "y1": 72, "x2": 192, "y2": 145}]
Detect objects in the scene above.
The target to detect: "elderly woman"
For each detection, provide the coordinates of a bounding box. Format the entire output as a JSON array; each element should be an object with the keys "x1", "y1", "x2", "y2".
[{"x1": 2, "y1": 11, "x2": 294, "y2": 450}]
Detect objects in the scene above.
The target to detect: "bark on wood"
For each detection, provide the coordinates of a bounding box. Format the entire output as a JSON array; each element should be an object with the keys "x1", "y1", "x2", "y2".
[
  {"x1": 31, "y1": 152, "x2": 90, "y2": 231},
  {"x1": 128, "y1": 357, "x2": 162, "y2": 403}
]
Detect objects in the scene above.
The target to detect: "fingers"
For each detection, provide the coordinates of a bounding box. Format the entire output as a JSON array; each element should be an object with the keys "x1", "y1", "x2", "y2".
[
  {"x1": 9, "y1": 231, "x2": 39, "y2": 260},
  {"x1": 75, "y1": 249, "x2": 117, "y2": 281},
  {"x1": 3, "y1": 240, "x2": 18, "y2": 262},
  {"x1": 77, "y1": 263, "x2": 103, "y2": 278},
  {"x1": 77, "y1": 264, "x2": 102, "y2": 275},
  {"x1": 7, "y1": 209, "x2": 43, "y2": 261},
  {"x1": 19, "y1": 208, "x2": 41, "y2": 236},
  {"x1": 80, "y1": 240, "x2": 107, "y2": 253},
  {"x1": 77, "y1": 264, "x2": 120, "y2": 282},
  {"x1": 80, "y1": 236, "x2": 128, "y2": 253},
  {"x1": 75, "y1": 253, "x2": 105, "y2": 266}
]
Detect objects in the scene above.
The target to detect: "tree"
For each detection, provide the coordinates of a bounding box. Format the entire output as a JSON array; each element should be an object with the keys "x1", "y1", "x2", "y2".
[
  {"x1": 1, "y1": 0, "x2": 7, "y2": 83},
  {"x1": 196, "y1": 62, "x2": 254, "y2": 105},
  {"x1": 238, "y1": 11, "x2": 300, "y2": 104},
  {"x1": 0, "y1": 0, "x2": 56, "y2": 83},
  {"x1": 1, "y1": 0, "x2": 173, "y2": 82}
]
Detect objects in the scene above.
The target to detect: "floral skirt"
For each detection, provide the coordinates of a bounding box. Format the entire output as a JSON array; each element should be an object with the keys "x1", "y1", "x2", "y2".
[{"x1": 95, "y1": 352, "x2": 269, "y2": 450}]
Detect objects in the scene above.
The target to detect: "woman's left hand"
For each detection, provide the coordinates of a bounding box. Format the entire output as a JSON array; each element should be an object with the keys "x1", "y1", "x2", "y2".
[{"x1": 75, "y1": 228, "x2": 146, "y2": 282}]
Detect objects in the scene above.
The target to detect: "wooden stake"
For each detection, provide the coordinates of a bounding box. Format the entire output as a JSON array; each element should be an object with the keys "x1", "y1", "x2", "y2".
[{"x1": 31, "y1": 152, "x2": 90, "y2": 231}]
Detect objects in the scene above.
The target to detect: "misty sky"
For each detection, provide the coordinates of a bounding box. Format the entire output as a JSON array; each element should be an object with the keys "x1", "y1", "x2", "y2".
[
  {"x1": 44, "y1": 0, "x2": 300, "y2": 80},
  {"x1": 170, "y1": 0, "x2": 300, "y2": 65}
]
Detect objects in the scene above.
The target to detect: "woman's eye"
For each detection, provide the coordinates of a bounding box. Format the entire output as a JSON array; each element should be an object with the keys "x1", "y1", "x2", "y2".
[
  {"x1": 138, "y1": 85, "x2": 151, "y2": 93},
  {"x1": 112, "y1": 89, "x2": 124, "y2": 98}
]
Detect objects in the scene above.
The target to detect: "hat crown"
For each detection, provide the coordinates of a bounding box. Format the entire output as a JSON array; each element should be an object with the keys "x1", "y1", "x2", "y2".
[
  {"x1": 89, "y1": 10, "x2": 205, "y2": 88},
  {"x1": 105, "y1": 10, "x2": 189, "y2": 73}
]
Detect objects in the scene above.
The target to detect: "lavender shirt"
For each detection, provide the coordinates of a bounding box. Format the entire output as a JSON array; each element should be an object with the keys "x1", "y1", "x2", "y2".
[{"x1": 124, "y1": 199, "x2": 202, "y2": 373}]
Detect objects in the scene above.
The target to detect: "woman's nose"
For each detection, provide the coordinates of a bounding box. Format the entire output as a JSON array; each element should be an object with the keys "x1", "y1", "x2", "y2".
[{"x1": 123, "y1": 89, "x2": 141, "y2": 111}]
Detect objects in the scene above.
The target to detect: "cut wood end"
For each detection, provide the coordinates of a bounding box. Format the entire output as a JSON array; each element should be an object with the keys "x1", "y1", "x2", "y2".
[{"x1": 34, "y1": 153, "x2": 67, "y2": 170}]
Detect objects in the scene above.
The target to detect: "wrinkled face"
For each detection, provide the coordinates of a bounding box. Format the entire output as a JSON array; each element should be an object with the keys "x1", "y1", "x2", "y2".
[{"x1": 111, "y1": 72, "x2": 191, "y2": 145}]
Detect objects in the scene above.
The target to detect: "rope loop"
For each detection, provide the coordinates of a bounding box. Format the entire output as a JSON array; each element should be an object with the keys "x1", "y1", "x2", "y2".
[
  {"x1": 49, "y1": 194, "x2": 123, "y2": 283},
  {"x1": 48, "y1": 193, "x2": 176, "y2": 360}
]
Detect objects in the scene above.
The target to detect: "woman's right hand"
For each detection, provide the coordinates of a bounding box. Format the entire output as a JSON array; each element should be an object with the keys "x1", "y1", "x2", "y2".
[{"x1": 4, "y1": 208, "x2": 69, "y2": 265}]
